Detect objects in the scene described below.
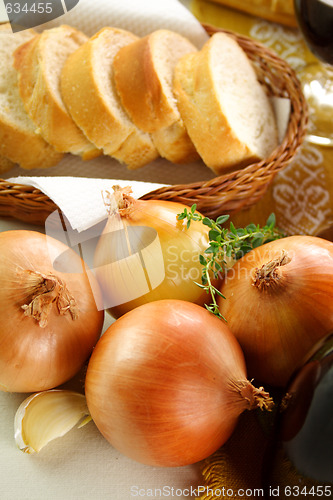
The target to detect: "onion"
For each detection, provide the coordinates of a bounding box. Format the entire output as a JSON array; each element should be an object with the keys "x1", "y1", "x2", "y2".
[
  {"x1": 218, "y1": 235, "x2": 333, "y2": 387},
  {"x1": 85, "y1": 299, "x2": 273, "y2": 467},
  {"x1": 93, "y1": 187, "x2": 213, "y2": 318},
  {"x1": 0, "y1": 230, "x2": 104, "y2": 393}
]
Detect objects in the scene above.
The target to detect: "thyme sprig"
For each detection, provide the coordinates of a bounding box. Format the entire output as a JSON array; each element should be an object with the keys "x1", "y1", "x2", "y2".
[{"x1": 177, "y1": 204, "x2": 285, "y2": 320}]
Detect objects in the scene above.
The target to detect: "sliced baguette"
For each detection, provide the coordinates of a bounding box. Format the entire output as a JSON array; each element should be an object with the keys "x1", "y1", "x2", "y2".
[
  {"x1": 60, "y1": 27, "x2": 158, "y2": 169},
  {"x1": 113, "y1": 29, "x2": 199, "y2": 163},
  {"x1": 13, "y1": 25, "x2": 100, "y2": 160},
  {"x1": 0, "y1": 24, "x2": 63, "y2": 169},
  {"x1": 173, "y1": 32, "x2": 279, "y2": 175},
  {"x1": 0, "y1": 155, "x2": 15, "y2": 174}
]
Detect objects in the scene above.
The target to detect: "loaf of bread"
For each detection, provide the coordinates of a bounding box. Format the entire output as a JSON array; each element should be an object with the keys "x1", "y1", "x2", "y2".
[
  {"x1": 13, "y1": 25, "x2": 101, "y2": 160},
  {"x1": 208, "y1": 0, "x2": 296, "y2": 27},
  {"x1": 1, "y1": 24, "x2": 280, "y2": 177},
  {"x1": 113, "y1": 29, "x2": 200, "y2": 164},
  {"x1": 60, "y1": 27, "x2": 158, "y2": 170},
  {"x1": 0, "y1": 24, "x2": 63, "y2": 170},
  {"x1": 173, "y1": 32, "x2": 279, "y2": 175}
]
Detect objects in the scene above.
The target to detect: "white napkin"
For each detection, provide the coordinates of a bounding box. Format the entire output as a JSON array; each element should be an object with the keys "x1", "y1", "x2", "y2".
[
  {"x1": 7, "y1": 176, "x2": 165, "y2": 232},
  {"x1": 36, "y1": 0, "x2": 209, "y2": 47}
]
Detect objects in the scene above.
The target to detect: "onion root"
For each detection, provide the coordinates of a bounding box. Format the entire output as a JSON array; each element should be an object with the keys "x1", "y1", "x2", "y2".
[
  {"x1": 21, "y1": 270, "x2": 79, "y2": 328},
  {"x1": 253, "y1": 250, "x2": 291, "y2": 290},
  {"x1": 233, "y1": 379, "x2": 275, "y2": 411},
  {"x1": 103, "y1": 185, "x2": 134, "y2": 217}
]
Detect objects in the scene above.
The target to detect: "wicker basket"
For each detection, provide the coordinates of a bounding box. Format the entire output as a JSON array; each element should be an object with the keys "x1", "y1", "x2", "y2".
[{"x1": 0, "y1": 24, "x2": 307, "y2": 225}]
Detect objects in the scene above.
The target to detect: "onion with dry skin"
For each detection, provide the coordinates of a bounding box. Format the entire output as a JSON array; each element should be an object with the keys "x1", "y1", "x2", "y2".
[
  {"x1": 218, "y1": 235, "x2": 333, "y2": 387},
  {"x1": 0, "y1": 230, "x2": 104, "y2": 393},
  {"x1": 85, "y1": 299, "x2": 273, "y2": 467},
  {"x1": 93, "y1": 187, "x2": 215, "y2": 318}
]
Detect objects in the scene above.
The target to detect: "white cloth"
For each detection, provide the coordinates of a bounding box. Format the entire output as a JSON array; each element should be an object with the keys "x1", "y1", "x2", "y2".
[
  {"x1": 7, "y1": 176, "x2": 165, "y2": 232},
  {"x1": 36, "y1": 0, "x2": 209, "y2": 47}
]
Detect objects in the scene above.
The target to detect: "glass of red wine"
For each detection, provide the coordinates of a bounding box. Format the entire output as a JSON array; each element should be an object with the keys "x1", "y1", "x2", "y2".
[{"x1": 293, "y1": 0, "x2": 333, "y2": 146}]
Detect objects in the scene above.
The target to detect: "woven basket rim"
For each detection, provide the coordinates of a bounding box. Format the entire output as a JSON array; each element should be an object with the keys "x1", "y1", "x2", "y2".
[{"x1": 0, "y1": 23, "x2": 308, "y2": 224}]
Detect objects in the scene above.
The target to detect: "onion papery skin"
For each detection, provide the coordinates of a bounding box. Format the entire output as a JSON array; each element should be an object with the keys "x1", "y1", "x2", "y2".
[
  {"x1": 85, "y1": 300, "x2": 271, "y2": 467},
  {"x1": 93, "y1": 195, "x2": 214, "y2": 318},
  {"x1": 0, "y1": 230, "x2": 104, "y2": 393},
  {"x1": 218, "y1": 235, "x2": 333, "y2": 387}
]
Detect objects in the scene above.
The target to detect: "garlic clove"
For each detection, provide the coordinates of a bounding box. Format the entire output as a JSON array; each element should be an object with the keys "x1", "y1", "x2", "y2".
[{"x1": 14, "y1": 389, "x2": 91, "y2": 454}]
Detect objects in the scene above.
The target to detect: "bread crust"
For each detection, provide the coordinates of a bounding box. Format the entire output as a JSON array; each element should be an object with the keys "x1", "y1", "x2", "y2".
[
  {"x1": 113, "y1": 29, "x2": 199, "y2": 163},
  {"x1": 209, "y1": 0, "x2": 296, "y2": 27},
  {"x1": 0, "y1": 155, "x2": 15, "y2": 174},
  {"x1": 13, "y1": 25, "x2": 100, "y2": 160},
  {"x1": 0, "y1": 24, "x2": 63, "y2": 169},
  {"x1": 60, "y1": 27, "x2": 158, "y2": 169},
  {"x1": 152, "y1": 120, "x2": 200, "y2": 164},
  {"x1": 114, "y1": 33, "x2": 176, "y2": 133},
  {"x1": 173, "y1": 33, "x2": 278, "y2": 175},
  {"x1": 0, "y1": 119, "x2": 63, "y2": 169}
]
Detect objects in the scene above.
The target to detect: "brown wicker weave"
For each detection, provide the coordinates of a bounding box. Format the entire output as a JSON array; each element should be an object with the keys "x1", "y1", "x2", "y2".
[{"x1": 0, "y1": 24, "x2": 307, "y2": 225}]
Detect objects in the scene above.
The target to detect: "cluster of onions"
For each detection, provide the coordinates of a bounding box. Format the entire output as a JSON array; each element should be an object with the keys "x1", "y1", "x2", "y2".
[
  {"x1": 93, "y1": 187, "x2": 213, "y2": 318},
  {"x1": 218, "y1": 235, "x2": 333, "y2": 387},
  {"x1": 0, "y1": 230, "x2": 104, "y2": 393},
  {"x1": 85, "y1": 299, "x2": 273, "y2": 467},
  {"x1": 10, "y1": 209, "x2": 333, "y2": 467}
]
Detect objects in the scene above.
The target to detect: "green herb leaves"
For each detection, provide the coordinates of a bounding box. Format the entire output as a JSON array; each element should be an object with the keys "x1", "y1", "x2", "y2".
[{"x1": 177, "y1": 205, "x2": 285, "y2": 320}]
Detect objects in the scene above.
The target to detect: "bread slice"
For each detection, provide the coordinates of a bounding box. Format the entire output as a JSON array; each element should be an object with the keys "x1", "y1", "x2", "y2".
[
  {"x1": 173, "y1": 32, "x2": 279, "y2": 175},
  {"x1": 152, "y1": 122, "x2": 199, "y2": 164},
  {"x1": 13, "y1": 25, "x2": 100, "y2": 160},
  {"x1": 0, "y1": 155, "x2": 15, "y2": 174},
  {"x1": 0, "y1": 24, "x2": 63, "y2": 169},
  {"x1": 60, "y1": 27, "x2": 158, "y2": 169},
  {"x1": 113, "y1": 29, "x2": 199, "y2": 163}
]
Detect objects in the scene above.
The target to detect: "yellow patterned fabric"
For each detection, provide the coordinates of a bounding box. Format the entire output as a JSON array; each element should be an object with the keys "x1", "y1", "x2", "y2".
[
  {"x1": 187, "y1": 2, "x2": 333, "y2": 499},
  {"x1": 199, "y1": 412, "x2": 271, "y2": 499}
]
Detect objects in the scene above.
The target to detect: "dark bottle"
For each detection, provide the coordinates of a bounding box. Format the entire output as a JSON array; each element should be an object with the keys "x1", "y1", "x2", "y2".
[
  {"x1": 263, "y1": 334, "x2": 333, "y2": 499},
  {"x1": 294, "y1": 0, "x2": 333, "y2": 64}
]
